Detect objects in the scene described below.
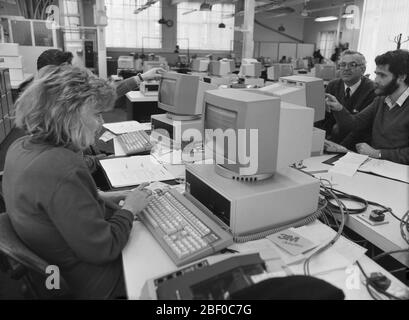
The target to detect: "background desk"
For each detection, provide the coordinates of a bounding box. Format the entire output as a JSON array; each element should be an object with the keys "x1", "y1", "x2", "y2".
[
  {"x1": 125, "y1": 91, "x2": 163, "y2": 123},
  {"x1": 303, "y1": 155, "x2": 409, "y2": 267}
]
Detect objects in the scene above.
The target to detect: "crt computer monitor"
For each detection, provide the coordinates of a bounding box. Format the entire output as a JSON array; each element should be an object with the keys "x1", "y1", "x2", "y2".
[
  {"x1": 208, "y1": 60, "x2": 232, "y2": 76},
  {"x1": 240, "y1": 62, "x2": 262, "y2": 78},
  {"x1": 203, "y1": 89, "x2": 281, "y2": 179},
  {"x1": 158, "y1": 72, "x2": 216, "y2": 119},
  {"x1": 259, "y1": 75, "x2": 326, "y2": 122},
  {"x1": 191, "y1": 58, "x2": 210, "y2": 72},
  {"x1": 266, "y1": 64, "x2": 293, "y2": 81},
  {"x1": 314, "y1": 64, "x2": 336, "y2": 81}
]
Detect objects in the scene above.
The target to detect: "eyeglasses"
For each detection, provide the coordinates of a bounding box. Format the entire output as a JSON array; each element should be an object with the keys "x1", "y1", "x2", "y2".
[{"x1": 339, "y1": 62, "x2": 362, "y2": 69}]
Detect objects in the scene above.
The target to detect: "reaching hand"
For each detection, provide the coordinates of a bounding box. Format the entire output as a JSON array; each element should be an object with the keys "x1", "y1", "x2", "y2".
[
  {"x1": 141, "y1": 67, "x2": 167, "y2": 81},
  {"x1": 325, "y1": 93, "x2": 343, "y2": 112},
  {"x1": 122, "y1": 182, "x2": 153, "y2": 217},
  {"x1": 356, "y1": 143, "x2": 380, "y2": 158}
]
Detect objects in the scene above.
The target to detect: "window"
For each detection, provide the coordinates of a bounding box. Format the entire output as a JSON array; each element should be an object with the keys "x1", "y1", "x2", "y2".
[
  {"x1": 105, "y1": 0, "x2": 161, "y2": 48},
  {"x1": 318, "y1": 31, "x2": 336, "y2": 60},
  {"x1": 177, "y1": 3, "x2": 235, "y2": 51},
  {"x1": 358, "y1": 0, "x2": 409, "y2": 78},
  {"x1": 61, "y1": 0, "x2": 81, "y2": 41}
]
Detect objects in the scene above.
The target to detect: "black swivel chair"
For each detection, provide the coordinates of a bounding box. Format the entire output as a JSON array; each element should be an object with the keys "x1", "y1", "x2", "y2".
[{"x1": 0, "y1": 212, "x2": 72, "y2": 299}]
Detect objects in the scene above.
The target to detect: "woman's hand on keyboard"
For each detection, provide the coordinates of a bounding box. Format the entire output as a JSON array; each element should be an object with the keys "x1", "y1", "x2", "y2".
[
  {"x1": 99, "y1": 190, "x2": 131, "y2": 205},
  {"x1": 122, "y1": 182, "x2": 154, "y2": 218}
]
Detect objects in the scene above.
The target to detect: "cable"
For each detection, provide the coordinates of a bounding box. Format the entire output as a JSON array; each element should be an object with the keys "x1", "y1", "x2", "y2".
[
  {"x1": 303, "y1": 182, "x2": 346, "y2": 276},
  {"x1": 371, "y1": 249, "x2": 409, "y2": 262},
  {"x1": 356, "y1": 261, "x2": 403, "y2": 300}
]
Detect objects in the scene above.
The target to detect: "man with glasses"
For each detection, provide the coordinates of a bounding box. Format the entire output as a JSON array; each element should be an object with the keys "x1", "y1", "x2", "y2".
[
  {"x1": 317, "y1": 50, "x2": 376, "y2": 143},
  {"x1": 326, "y1": 49, "x2": 409, "y2": 165}
]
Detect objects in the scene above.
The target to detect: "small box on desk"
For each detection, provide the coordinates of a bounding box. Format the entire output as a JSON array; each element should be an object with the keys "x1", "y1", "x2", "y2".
[{"x1": 0, "y1": 43, "x2": 19, "y2": 56}]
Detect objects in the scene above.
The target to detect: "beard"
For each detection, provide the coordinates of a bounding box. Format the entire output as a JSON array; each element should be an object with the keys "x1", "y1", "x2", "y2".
[{"x1": 375, "y1": 77, "x2": 399, "y2": 96}]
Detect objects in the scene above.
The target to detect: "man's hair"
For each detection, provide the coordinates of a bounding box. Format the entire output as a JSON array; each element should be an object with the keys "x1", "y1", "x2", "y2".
[
  {"x1": 37, "y1": 49, "x2": 74, "y2": 71},
  {"x1": 340, "y1": 50, "x2": 367, "y2": 67},
  {"x1": 15, "y1": 64, "x2": 116, "y2": 150},
  {"x1": 375, "y1": 49, "x2": 409, "y2": 85}
]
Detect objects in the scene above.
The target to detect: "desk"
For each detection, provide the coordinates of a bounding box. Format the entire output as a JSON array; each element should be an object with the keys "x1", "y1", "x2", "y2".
[
  {"x1": 303, "y1": 155, "x2": 409, "y2": 267},
  {"x1": 125, "y1": 91, "x2": 163, "y2": 123},
  {"x1": 120, "y1": 157, "x2": 408, "y2": 300},
  {"x1": 122, "y1": 217, "x2": 407, "y2": 300}
]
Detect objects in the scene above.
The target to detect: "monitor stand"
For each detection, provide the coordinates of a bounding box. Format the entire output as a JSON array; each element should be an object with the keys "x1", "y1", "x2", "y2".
[
  {"x1": 151, "y1": 113, "x2": 203, "y2": 149},
  {"x1": 185, "y1": 164, "x2": 320, "y2": 237}
]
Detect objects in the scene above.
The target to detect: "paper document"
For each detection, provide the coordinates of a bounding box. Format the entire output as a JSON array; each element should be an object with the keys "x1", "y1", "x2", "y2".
[
  {"x1": 359, "y1": 158, "x2": 409, "y2": 183},
  {"x1": 99, "y1": 131, "x2": 116, "y2": 143},
  {"x1": 99, "y1": 155, "x2": 175, "y2": 188},
  {"x1": 103, "y1": 121, "x2": 149, "y2": 135},
  {"x1": 329, "y1": 152, "x2": 369, "y2": 177}
]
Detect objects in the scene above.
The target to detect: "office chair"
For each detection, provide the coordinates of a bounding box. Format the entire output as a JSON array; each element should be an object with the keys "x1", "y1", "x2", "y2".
[{"x1": 0, "y1": 212, "x2": 72, "y2": 299}]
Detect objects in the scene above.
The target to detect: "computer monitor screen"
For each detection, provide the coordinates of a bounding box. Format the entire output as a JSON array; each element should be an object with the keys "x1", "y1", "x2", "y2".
[
  {"x1": 203, "y1": 89, "x2": 281, "y2": 178},
  {"x1": 158, "y1": 72, "x2": 217, "y2": 117},
  {"x1": 159, "y1": 78, "x2": 176, "y2": 106}
]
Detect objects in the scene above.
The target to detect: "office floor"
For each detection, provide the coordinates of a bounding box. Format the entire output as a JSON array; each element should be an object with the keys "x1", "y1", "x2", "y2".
[{"x1": 0, "y1": 106, "x2": 127, "y2": 300}]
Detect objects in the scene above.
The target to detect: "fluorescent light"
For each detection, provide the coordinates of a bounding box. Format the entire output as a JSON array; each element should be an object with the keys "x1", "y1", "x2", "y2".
[
  {"x1": 342, "y1": 13, "x2": 354, "y2": 19},
  {"x1": 314, "y1": 16, "x2": 338, "y2": 22}
]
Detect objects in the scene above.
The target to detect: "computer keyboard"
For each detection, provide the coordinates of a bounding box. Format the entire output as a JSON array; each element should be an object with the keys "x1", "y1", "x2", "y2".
[
  {"x1": 117, "y1": 130, "x2": 152, "y2": 155},
  {"x1": 137, "y1": 189, "x2": 233, "y2": 267}
]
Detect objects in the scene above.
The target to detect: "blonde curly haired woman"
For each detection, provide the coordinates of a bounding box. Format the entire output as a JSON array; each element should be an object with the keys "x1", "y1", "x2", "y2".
[{"x1": 2, "y1": 65, "x2": 153, "y2": 299}]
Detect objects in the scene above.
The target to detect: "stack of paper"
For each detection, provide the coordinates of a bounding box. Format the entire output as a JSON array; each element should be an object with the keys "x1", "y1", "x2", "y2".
[
  {"x1": 359, "y1": 158, "x2": 409, "y2": 183},
  {"x1": 329, "y1": 152, "x2": 369, "y2": 177},
  {"x1": 99, "y1": 155, "x2": 175, "y2": 188}
]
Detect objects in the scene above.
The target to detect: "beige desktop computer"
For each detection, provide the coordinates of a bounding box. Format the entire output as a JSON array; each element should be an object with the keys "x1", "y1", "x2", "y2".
[
  {"x1": 184, "y1": 89, "x2": 320, "y2": 237},
  {"x1": 261, "y1": 75, "x2": 326, "y2": 122},
  {"x1": 151, "y1": 72, "x2": 217, "y2": 147},
  {"x1": 191, "y1": 58, "x2": 210, "y2": 72}
]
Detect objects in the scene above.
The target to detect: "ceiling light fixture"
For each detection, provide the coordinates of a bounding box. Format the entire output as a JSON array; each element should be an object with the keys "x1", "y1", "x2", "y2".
[{"x1": 314, "y1": 16, "x2": 338, "y2": 22}]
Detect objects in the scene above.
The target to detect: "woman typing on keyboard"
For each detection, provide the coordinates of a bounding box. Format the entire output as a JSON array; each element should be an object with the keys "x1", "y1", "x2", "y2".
[{"x1": 2, "y1": 65, "x2": 153, "y2": 299}]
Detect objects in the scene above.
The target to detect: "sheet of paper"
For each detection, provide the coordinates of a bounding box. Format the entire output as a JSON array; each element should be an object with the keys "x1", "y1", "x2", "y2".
[
  {"x1": 99, "y1": 131, "x2": 116, "y2": 142},
  {"x1": 359, "y1": 158, "x2": 409, "y2": 183},
  {"x1": 229, "y1": 239, "x2": 282, "y2": 261},
  {"x1": 99, "y1": 155, "x2": 175, "y2": 188},
  {"x1": 103, "y1": 121, "x2": 149, "y2": 134},
  {"x1": 267, "y1": 229, "x2": 319, "y2": 256},
  {"x1": 329, "y1": 153, "x2": 368, "y2": 177}
]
